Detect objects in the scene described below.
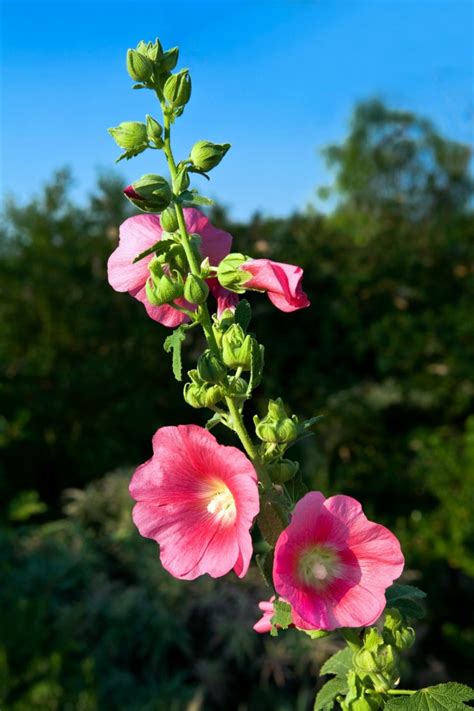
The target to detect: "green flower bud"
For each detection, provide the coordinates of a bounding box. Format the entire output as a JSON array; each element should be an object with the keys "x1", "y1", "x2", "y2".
[
  {"x1": 190, "y1": 140, "x2": 231, "y2": 172},
  {"x1": 166, "y1": 244, "x2": 188, "y2": 272},
  {"x1": 160, "y1": 206, "x2": 179, "y2": 233},
  {"x1": 254, "y1": 398, "x2": 298, "y2": 443},
  {"x1": 156, "y1": 273, "x2": 184, "y2": 303},
  {"x1": 164, "y1": 69, "x2": 192, "y2": 108},
  {"x1": 221, "y1": 324, "x2": 252, "y2": 369},
  {"x1": 126, "y1": 49, "x2": 153, "y2": 82},
  {"x1": 108, "y1": 122, "x2": 148, "y2": 151},
  {"x1": 160, "y1": 47, "x2": 179, "y2": 72},
  {"x1": 146, "y1": 115, "x2": 163, "y2": 148},
  {"x1": 183, "y1": 382, "x2": 204, "y2": 409},
  {"x1": 174, "y1": 167, "x2": 190, "y2": 194},
  {"x1": 202, "y1": 384, "x2": 224, "y2": 408},
  {"x1": 227, "y1": 376, "x2": 249, "y2": 401},
  {"x1": 383, "y1": 609, "x2": 416, "y2": 650},
  {"x1": 145, "y1": 278, "x2": 161, "y2": 306},
  {"x1": 216, "y1": 253, "x2": 252, "y2": 293},
  {"x1": 184, "y1": 274, "x2": 209, "y2": 305},
  {"x1": 267, "y1": 459, "x2": 299, "y2": 484},
  {"x1": 197, "y1": 351, "x2": 227, "y2": 383},
  {"x1": 148, "y1": 256, "x2": 164, "y2": 279},
  {"x1": 200, "y1": 257, "x2": 211, "y2": 280},
  {"x1": 145, "y1": 38, "x2": 163, "y2": 62},
  {"x1": 124, "y1": 174, "x2": 172, "y2": 213}
]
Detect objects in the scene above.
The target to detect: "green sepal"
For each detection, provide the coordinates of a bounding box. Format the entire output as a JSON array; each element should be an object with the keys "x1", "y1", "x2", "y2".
[
  {"x1": 163, "y1": 325, "x2": 188, "y2": 381},
  {"x1": 132, "y1": 238, "x2": 171, "y2": 264},
  {"x1": 177, "y1": 190, "x2": 215, "y2": 207},
  {"x1": 299, "y1": 628, "x2": 330, "y2": 640},
  {"x1": 384, "y1": 683, "x2": 474, "y2": 710},
  {"x1": 235, "y1": 299, "x2": 251, "y2": 331},
  {"x1": 270, "y1": 599, "x2": 292, "y2": 636},
  {"x1": 314, "y1": 676, "x2": 349, "y2": 710},
  {"x1": 115, "y1": 147, "x2": 147, "y2": 163},
  {"x1": 248, "y1": 340, "x2": 264, "y2": 392},
  {"x1": 385, "y1": 584, "x2": 426, "y2": 620},
  {"x1": 205, "y1": 413, "x2": 224, "y2": 431}
]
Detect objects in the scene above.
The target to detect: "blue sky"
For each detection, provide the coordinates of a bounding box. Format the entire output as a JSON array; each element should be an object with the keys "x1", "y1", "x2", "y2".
[{"x1": 1, "y1": 0, "x2": 473, "y2": 220}]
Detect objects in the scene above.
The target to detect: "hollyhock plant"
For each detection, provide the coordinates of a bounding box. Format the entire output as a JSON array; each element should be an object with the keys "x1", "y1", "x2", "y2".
[
  {"x1": 129, "y1": 425, "x2": 259, "y2": 580},
  {"x1": 105, "y1": 35, "x2": 468, "y2": 709},
  {"x1": 241, "y1": 258, "x2": 310, "y2": 313},
  {"x1": 273, "y1": 492, "x2": 404, "y2": 631},
  {"x1": 107, "y1": 208, "x2": 232, "y2": 326}
]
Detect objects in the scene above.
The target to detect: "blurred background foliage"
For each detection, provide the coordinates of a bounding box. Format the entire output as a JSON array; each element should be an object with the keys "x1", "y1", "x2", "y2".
[{"x1": 1, "y1": 100, "x2": 473, "y2": 709}]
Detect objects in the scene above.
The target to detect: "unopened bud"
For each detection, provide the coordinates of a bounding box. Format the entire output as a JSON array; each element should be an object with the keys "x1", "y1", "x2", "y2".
[
  {"x1": 160, "y1": 206, "x2": 179, "y2": 233},
  {"x1": 267, "y1": 459, "x2": 299, "y2": 484},
  {"x1": 164, "y1": 69, "x2": 192, "y2": 108},
  {"x1": 108, "y1": 122, "x2": 148, "y2": 151},
  {"x1": 198, "y1": 351, "x2": 227, "y2": 383},
  {"x1": 183, "y1": 382, "x2": 204, "y2": 409},
  {"x1": 126, "y1": 49, "x2": 153, "y2": 82},
  {"x1": 146, "y1": 115, "x2": 163, "y2": 147},
  {"x1": 254, "y1": 398, "x2": 298, "y2": 443},
  {"x1": 160, "y1": 47, "x2": 179, "y2": 72},
  {"x1": 221, "y1": 324, "x2": 252, "y2": 369},
  {"x1": 156, "y1": 273, "x2": 184, "y2": 303},
  {"x1": 183, "y1": 274, "x2": 209, "y2": 304},
  {"x1": 124, "y1": 174, "x2": 172, "y2": 213},
  {"x1": 174, "y1": 167, "x2": 190, "y2": 194},
  {"x1": 190, "y1": 140, "x2": 231, "y2": 172}
]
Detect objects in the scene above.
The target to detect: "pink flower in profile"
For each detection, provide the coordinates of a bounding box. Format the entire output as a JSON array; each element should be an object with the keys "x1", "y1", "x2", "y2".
[
  {"x1": 273, "y1": 492, "x2": 404, "y2": 631},
  {"x1": 241, "y1": 259, "x2": 310, "y2": 313},
  {"x1": 107, "y1": 209, "x2": 232, "y2": 327},
  {"x1": 129, "y1": 425, "x2": 259, "y2": 580},
  {"x1": 254, "y1": 596, "x2": 278, "y2": 633}
]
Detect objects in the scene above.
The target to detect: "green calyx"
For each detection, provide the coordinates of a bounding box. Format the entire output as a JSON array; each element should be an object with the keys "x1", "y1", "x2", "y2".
[
  {"x1": 125, "y1": 174, "x2": 172, "y2": 212},
  {"x1": 108, "y1": 121, "x2": 148, "y2": 151},
  {"x1": 146, "y1": 271, "x2": 184, "y2": 306},
  {"x1": 183, "y1": 370, "x2": 224, "y2": 409},
  {"x1": 190, "y1": 140, "x2": 231, "y2": 173},
  {"x1": 221, "y1": 324, "x2": 253, "y2": 370},
  {"x1": 164, "y1": 69, "x2": 192, "y2": 108},
  {"x1": 254, "y1": 398, "x2": 298, "y2": 444},
  {"x1": 160, "y1": 206, "x2": 179, "y2": 233},
  {"x1": 197, "y1": 350, "x2": 227, "y2": 383},
  {"x1": 266, "y1": 458, "x2": 299, "y2": 484},
  {"x1": 216, "y1": 253, "x2": 252, "y2": 294},
  {"x1": 126, "y1": 49, "x2": 154, "y2": 83},
  {"x1": 183, "y1": 274, "x2": 209, "y2": 305},
  {"x1": 146, "y1": 115, "x2": 163, "y2": 147}
]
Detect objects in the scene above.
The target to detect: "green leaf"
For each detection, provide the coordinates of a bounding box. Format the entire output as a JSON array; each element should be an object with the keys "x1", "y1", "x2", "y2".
[
  {"x1": 248, "y1": 341, "x2": 264, "y2": 392},
  {"x1": 132, "y1": 239, "x2": 172, "y2": 263},
  {"x1": 299, "y1": 628, "x2": 330, "y2": 640},
  {"x1": 285, "y1": 472, "x2": 309, "y2": 508},
  {"x1": 314, "y1": 676, "x2": 349, "y2": 710},
  {"x1": 320, "y1": 647, "x2": 354, "y2": 677},
  {"x1": 235, "y1": 299, "x2": 252, "y2": 331},
  {"x1": 270, "y1": 600, "x2": 292, "y2": 636},
  {"x1": 163, "y1": 325, "x2": 187, "y2": 381},
  {"x1": 385, "y1": 584, "x2": 426, "y2": 620},
  {"x1": 385, "y1": 683, "x2": 474, "y2": 710},
  {"x1": 8, "y1": 490, "x2": 47, "y2": 522},
  {"x1": 115, "y1": 145, "x2": 148, "y2": 163}
]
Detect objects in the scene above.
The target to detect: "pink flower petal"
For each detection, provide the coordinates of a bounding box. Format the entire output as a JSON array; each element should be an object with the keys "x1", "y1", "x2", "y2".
[
  {"x1": 107, "y1": 214, "x2": 162, "y2": 292},
  {"x1": 242, "y1": 259, "x2": 310, "y2": 313}
]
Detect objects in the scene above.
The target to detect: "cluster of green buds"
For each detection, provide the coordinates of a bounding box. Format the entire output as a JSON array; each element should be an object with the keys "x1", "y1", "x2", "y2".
[{"x1": 145, "y1": 256, "x2": 184, "y2": 306}]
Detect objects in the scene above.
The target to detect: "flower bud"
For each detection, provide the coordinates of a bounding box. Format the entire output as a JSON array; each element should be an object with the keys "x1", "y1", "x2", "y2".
[
  {"x1": 160, "y1": 47, "x2": 179, "y2": 72},
  {"x1": 184, "y1": 274, "x2": 209, "y2": 305},
  {"x1": 221, "y1": 325, "x2": 253, "y2": 370},
  {"x1": 144, "y1": 38, "x2": 163, "y2": 62},
  {"x1": 227, "y1": 376, "x2": 248, "y2": 401},
  {"x1": 267, "y1": 459, "x2": 299, "y2": 484},
  {"x1": 160, "y1": 206, "x2": 179, "y2": 233},
  {"x1": 216, "y1": 253, "x2": 252, "y2": 293},
  {"x1": 146, "y1": 115, "x2": 163, "y2": 148},
  {"x1": 254, "y1": 398, "x2": 298, "y2": 443},
  {"x1": 174, "y1": 167, "x2": 190, "y2": 194},
  {"x1": 108, "y1": 122, "x2": 148, "y2": 151},
  {"x1": 198, "y1": 351, "x2": 227, "y2": 383},
  {"x1": 164, "y1": 69, "x2": 192, "y2": 108},
  {"x1": 156, "y1": 273, "x2": 184, "y2": 303},
  {"x1": 383, "y1": 609, "x2": 416, "y2": 650},
  {"x1": 190, "y1": 140, "x2": 231, "y2": 172},
  {"x1": 202, "y1": 384, "x2": 224, "y2": 408},
  {"x1": 145, "y1": 278, "x2": 161, "y2": 306},
  {"x1": 123, "y1": 174, "x2": 172, "y2": 213},
  {"x1": 183, "y1": 382, "x2": 204, "y2": 409},
  {"x1": 166, "y1": 244, "x2": 188, "y2": 272},
  {"x1": 126, "y1": 49, "x2": 153, "y2": 82}
]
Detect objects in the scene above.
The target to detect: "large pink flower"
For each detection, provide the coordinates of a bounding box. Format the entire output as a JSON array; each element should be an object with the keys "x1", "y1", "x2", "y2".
[
  {"x1": 107, "y1": 208, "x2": 232, "y2": 327},
  {"x1": 129, "y1": 425, "x2": 260, "y2": 580},
  {"x1": 241, "y1": 259, "x2": 310, "y2": 313},
  {"x1": 273, "y1": 492, "x2": 404, "y2": 630}
]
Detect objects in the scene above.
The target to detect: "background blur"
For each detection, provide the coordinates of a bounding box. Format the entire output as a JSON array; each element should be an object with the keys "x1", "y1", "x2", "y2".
[{"x1": 1, "y1": 1, "x2": 473, "y2": 709}]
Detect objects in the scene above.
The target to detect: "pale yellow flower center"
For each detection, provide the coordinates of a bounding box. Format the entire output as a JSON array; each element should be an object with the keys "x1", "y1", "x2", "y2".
[
  {"x1": 298, "y1": 546, "x2": 341, "y2": 589},
  {"x1": 206, "y1": 484, "x2": 236, "y2": 524}
]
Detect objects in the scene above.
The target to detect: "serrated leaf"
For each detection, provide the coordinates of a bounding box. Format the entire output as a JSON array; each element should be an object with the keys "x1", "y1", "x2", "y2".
[
  {"x1": 320, "y1": 647, "x2": 354, "y2": 677},
  {"x1": 248, "y1": 342, "x2": 264, "y2": 392},
  {"x1": 235, "y1": 299, "x2": 252, "y2": 331},
  {"x1": 302, "y1": 415, "x2": 324, "y2": 430},
  {"x1": 270, "y1": 600, "x2": 292, "y2": 636},
  {"x1": 132, "y1": 239, "x2": 172, "y2": 263},
  {"x1": 385, "y1": 584, "x2": 426, "y2": 620},
  {"x1": 163, "y1": 325, "x2": 187, "y2": 381},
  {"x1": 314, "y1": 676, "x2": 349, "y2": 710},
  {"x1": 385, "y1": 683, "x2": 474, "y2": 710},
  {"x1": 115, "y1": 145, "x2": 148, "y2": 163},
  {"x1": 188, "y1": 194, "x2": 214, "y2": 206}
]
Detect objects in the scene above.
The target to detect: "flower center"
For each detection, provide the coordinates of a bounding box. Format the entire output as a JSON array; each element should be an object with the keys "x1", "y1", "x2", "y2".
[
  {"x1": 298, "y1": 545, "x2": 341, "y2": 590},
  {"x1": 206, "y1": 484, "x2": 236, "y2": 524}
]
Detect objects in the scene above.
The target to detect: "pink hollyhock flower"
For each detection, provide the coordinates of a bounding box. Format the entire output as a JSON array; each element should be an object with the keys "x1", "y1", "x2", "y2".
[
  {"x1": 254, "y1": 596, "x2": 278, "y2": 633},
  {"x1": 129, "y1": 425, "x2": 259, "y2": 580},
  {"x1": 273, "y1": 492, "x2": 404, "y2": 630},
  {"x1": 107, "y1": 209, "x2": 232, "y2": 327},
  {"x1": 208, "y1": 278, "x2": 239, "y2": 317},
  {"x1": 241, "y1": 259, "x2": 310, "y2": 313}
]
